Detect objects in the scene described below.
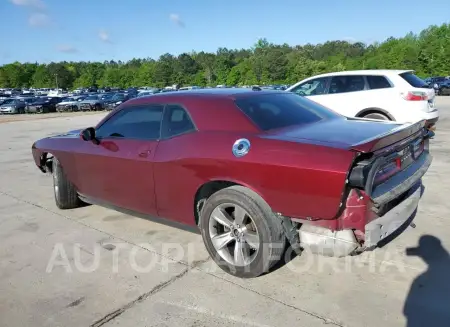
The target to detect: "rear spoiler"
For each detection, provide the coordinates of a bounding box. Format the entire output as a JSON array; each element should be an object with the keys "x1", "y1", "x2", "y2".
[{"x1": 350, "y1": 120, "x2": 429, "y2": 153}]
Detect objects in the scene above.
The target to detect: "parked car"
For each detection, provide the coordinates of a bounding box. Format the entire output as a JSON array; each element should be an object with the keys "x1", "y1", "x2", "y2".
[
  {"x1": 26, "y1": 97, "x2": 63, "y2": 113},
  {"x1": 286, "y1": 70, "x2": 439, "y2": 128},
  {"x1": 100, "y1": 93, "x2": 115, "y2": 101},
  {"x1": 0, "y1": 98, "x2": 26, "y2": 114},
  {"x1": 55, "y1": 96, "x2": 86, "y2": 112},
  {"x1": 78, "y1": 95, "x2": 106, "y2": 111},
  {"x1": 436, "y1": 80, "x2": 450, "y2": 96},
  {"x1": 424, "y1": 76, "x2": 448, "y2": 90},
  {"x1": 31, "y1": 89, "x2": 432, "y2": 278},
  {"x1": 104, "y1": 93, "x2": 134, "y2": 110},
  {"x1": 137, "y1": 91, "x2": 157, "y2": 98},
  {"x1": 0, "y1": 93, "x2": 12, "y2": 102},
  {"x1": 47, "y1": 89, "x2": 69, "y2": 98}
]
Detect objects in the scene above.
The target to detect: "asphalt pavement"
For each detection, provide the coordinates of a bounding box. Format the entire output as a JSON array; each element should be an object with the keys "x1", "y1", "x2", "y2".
[{"x1": 1, "y1": 97, "x2": 450, "y2": 327}]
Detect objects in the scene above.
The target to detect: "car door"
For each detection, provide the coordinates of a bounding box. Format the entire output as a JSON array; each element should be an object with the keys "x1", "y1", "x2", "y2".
[
  {"x1": 152, "y1": 104, "x2": 198, "y2": 224},
  {"x1": 289, "y1": 77, "x2": 330, "y2": 107},
  {"x1": 320, "y1": 75, "x2": 368, "y2": 116},
  {"x1": 75, "y1": 104, "x2": 164, "y2": 215}
]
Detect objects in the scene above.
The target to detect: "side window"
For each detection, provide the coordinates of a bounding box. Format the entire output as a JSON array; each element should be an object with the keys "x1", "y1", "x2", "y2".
[
  {"x1": 329, "y1": 75, "x2": 365, "y2": 94},
  {"x1": 291, "y1": 77, "x2": 328, "y2": 96},
  {"x1": 367, "y1": 75, "x2": 392, "y2": 89},
  {"x1": 162, "y1": 105, "x2": 195, "y2": 138},
  {"x1": 96, "y1": 105, "x2": 164, "y2": 140}
]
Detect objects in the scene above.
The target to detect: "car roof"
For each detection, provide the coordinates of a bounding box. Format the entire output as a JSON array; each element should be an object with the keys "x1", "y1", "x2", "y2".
[
  {"x1": 101, "y1": 88, "x2": 288, "y2": 133},
  {"x1": 121, "y1": 88, "x2": 285, "y2": 107},
  {"x1": 310, "y1": 69, "x2": 413, "y2": 79}
]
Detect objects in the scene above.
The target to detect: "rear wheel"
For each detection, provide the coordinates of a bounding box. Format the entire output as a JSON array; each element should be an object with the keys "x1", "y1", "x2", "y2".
[
  {"x1": 199, "y1": 185, "x2": 285, "y2": 278},
  {"x1": 361, "y1": 112, "x2": 390, "y2": 121},
  {"x1": 52, "y1": 157, "x2": 81, "y2": 209},
  {"x1": 94, "y1": 104, "x2": 101, "y2": 111}
]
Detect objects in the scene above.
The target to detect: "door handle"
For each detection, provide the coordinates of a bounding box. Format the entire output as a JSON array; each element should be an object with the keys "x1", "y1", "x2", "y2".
[{"x1": 138, "y1": 149, "x2": 151, "y2": 158}]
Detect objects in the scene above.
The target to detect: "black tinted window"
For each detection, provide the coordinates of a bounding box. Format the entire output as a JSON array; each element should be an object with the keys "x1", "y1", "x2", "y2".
[
  {"x1": 367, "y1": 75, "x2": 392, "y2": 89},
  {"x1": 400, "y1": 72, "x2": 428, "y2": 88},
  {"x1": 329, "y1": 75, "x2": 365, "y2": 94},
  {"x1": 162, "y1": 105, "x2": 195, "y2": 138},
  {"x1": 235, "y1": 93, "x2": 339, "y2": 131},
  {"x1": 96, "y1": 105, "x2": 164, "y2": 139}
]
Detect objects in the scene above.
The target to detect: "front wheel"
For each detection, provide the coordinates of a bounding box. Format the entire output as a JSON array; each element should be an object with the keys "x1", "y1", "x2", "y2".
[
  {"x1": 199, "y1": 186, "x2": 285, "y2": 278},
  {"x1": 52, "y1": 157, "x2": 81, "y2": 209}
]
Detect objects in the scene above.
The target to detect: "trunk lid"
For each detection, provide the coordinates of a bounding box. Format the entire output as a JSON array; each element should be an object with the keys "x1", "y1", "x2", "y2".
[{"x1": 264, "y1": 117, "x2": 423, "y2": 152}]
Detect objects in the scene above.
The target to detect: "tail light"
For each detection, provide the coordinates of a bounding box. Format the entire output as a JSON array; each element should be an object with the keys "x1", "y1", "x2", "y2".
[
  {"x1": 373, "y1": 156, "x2": 401, "y2": 185},
  {"x1": 349, "y1": 153, "x2": 401, "y2": 189},
  {"x1": 348, "y1": 134, "x2": 428, "y2": 192},
  {"x1": 402, "y1": 91, "x2": 428, "y2": 101}
]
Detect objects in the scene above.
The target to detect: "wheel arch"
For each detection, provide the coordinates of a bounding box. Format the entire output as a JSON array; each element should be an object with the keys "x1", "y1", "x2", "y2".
[
  {"x1": 355, "y1": 107, "x2": 396, "y2": 121},
  {"x1": 193, "y1": 179, "x2": 267, "y2": 226}
]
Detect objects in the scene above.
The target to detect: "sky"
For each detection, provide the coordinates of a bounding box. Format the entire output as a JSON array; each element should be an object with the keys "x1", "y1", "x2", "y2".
[{"x1": 1, "y1": 0, "x2": 449, "y2": 65}]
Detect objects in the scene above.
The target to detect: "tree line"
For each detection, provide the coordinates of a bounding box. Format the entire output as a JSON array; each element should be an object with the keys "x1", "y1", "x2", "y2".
[{"x1": 0, "y1": 23, "x2": 449, "y2": 90}]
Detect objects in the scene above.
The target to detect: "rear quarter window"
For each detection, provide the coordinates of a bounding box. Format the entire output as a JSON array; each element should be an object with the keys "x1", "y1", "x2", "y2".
[
  {"x1": 234, "y1": 93, "x2": 340, "y2": 131},
  {"x1": 399, "y1": 72, "x2": 429, "y2": 88},
  {"x1": 367, "y1": 75, "x2": 392, "y2": 89}
]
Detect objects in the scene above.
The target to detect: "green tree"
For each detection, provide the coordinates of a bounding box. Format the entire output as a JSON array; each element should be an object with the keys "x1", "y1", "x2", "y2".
[{"x1": 1, "y1": 23, "x2": 449, "y2": 89}]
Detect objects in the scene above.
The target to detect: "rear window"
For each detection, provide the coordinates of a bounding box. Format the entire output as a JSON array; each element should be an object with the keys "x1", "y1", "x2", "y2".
[
  {"x1": 234, "y1": 93, "x2": 339, "y2": 131},
  {"x1": 399, "y1": 72, "x2": 429, "y2": 88}
]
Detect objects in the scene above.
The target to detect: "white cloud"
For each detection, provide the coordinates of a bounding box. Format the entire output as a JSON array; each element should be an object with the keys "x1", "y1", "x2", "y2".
[
  {"x1": 57, "y1": 45, "x2": 78, "y2": 53},
  {"x1": 169, "y1": 13, "x2": 185, "y2": 28},
  {"x1": 98, "y1": 29, "x2": 112, "y2": 43},
  {"x1": 28, "y1": 12, "x2": 50, "y2": 27},
  {"x1": 9, "y1": 0, "x2": 45, "y2": 9}
]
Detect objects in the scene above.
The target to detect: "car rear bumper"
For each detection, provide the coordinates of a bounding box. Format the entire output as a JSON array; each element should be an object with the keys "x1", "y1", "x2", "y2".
[{"x1": 365, "y1": 181, "x2": 421, "y2": 248}]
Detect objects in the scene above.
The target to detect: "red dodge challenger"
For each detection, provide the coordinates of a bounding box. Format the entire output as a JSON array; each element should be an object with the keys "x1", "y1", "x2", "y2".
[{"x1": 32, "y1": 88, "x2": 433, "y2": 278}]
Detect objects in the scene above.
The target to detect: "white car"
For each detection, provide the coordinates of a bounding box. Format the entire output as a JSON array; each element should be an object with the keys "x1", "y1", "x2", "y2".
[{"x1": 286, "y1": 70, "x2": 439, "y2": 127}]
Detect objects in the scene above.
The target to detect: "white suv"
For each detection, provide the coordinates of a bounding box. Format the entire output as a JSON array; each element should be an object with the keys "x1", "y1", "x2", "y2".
[{"x1": 286, "y1": 70, "x2": 439, "y2": 127}]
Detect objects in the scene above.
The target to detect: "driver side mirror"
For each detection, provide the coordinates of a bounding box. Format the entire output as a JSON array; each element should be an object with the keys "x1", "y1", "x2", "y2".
[{"x1": 80, "y1": 127, "x2": 100, "y2": 145}]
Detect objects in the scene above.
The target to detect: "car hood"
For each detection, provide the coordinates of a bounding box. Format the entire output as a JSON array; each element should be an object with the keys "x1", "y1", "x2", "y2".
[
  {"x1": 263, "y1": 117, "x2": 407, "y2": 150},
  {"x1": 0, "y1": 104, "x2": 15, "y2": 108},
  {"x1": 29, "y1": 101, "x2": 48, "y2": 106},
  {"x1": 81, "y1": 100, "x2": 100, "y2": 104},
  {"x1": 58, "y1": 101, "x2": 78, "y2": 105},
  {"x1": 49, "y1": 128, "x2": 83, "y2": 139}
]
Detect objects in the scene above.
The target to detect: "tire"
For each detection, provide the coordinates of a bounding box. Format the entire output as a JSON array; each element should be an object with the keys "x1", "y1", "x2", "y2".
[
  {"x1": 52, "y1": 157, "x2": 81, "y2": 209},
  {"x1": 199, "y1": 185, "x2": 286, "y2": 278},
  {"x1": 361, "y1": 112, "x2": 390, "y2": 121},
  {"x1": 94, "y1": 104, "x2": 101, "y2": 111}
]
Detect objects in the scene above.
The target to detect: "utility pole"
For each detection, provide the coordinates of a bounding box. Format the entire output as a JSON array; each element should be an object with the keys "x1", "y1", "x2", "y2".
[{"x1": 55, "y1": 74, "x2": 59, "y2": 89}]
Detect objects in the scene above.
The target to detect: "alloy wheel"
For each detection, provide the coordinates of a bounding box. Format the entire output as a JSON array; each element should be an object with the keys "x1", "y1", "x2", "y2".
[{"x1": 208, "y1": 203, "x2": 260, "y2": 266}]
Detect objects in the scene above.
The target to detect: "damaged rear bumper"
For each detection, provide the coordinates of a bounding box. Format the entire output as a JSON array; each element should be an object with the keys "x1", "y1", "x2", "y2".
[{"x1": 364, "y1": 182, "x2": 421, "y2": 248}]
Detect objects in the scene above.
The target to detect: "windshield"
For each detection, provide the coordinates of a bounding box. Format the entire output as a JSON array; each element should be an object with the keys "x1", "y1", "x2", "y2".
[
  {"x1": 85, "y1": 95, "x2": 98, "y2": 100},
  {"x1": 112, "y1": 94, "x2": 125, "y2": 100},
  {"x1": 102, "y1": 94, "x2": 114, "y2": 99},
  {"x1": 1, "y1": 99, "x2": 15, "y2": 105},
  {"x1": 234, "y1": 93, "x2": 340, "y2": 131},
  {"x1": 400, "y1": 72, "x2": 429, "y2": 88}
]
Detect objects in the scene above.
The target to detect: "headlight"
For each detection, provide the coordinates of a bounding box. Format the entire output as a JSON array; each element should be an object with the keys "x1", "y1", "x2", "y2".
[{"x1": 115, "y1": 101, "x2": 122, "y2": 105}]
